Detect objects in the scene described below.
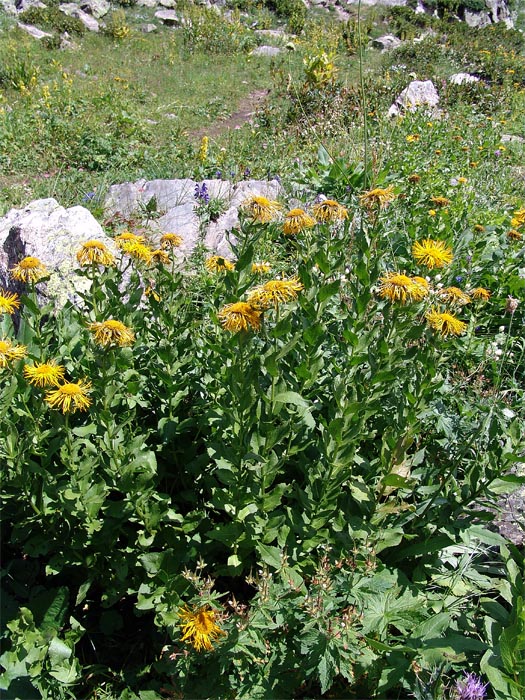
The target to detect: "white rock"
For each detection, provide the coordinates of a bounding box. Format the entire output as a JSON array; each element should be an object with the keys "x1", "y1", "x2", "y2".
[
  {"x1": 154, "y1": 9, "x2": 180, "y2": 24},
  {"x1": 388, "y1": 80, "x2": 439, "y2": 118},
  {"x1": 80, "y1": 0, "x2": 110, "y2": 19},
  {"x1": 371, "y1": 34, "x2": 402, "y2": 51},
  {"x1": 17, "y1": 22, "x2": 53, "y2": 39},
  {"x1": 59, "y1": 4, "x2": 100, "y2": 31},
  {"x1": 252, "y1": 45, "x2": 282, "y2": 57}
]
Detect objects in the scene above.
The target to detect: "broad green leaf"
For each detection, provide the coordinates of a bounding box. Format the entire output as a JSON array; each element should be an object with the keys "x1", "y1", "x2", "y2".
[{"x1": 257, "y1": 543, "x2": 282, "y2": 570}]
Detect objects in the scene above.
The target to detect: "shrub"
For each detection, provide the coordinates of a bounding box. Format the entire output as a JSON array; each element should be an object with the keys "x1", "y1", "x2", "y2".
[{"x1": 18, "y1": 6, "x2": 86, "y2": 36}]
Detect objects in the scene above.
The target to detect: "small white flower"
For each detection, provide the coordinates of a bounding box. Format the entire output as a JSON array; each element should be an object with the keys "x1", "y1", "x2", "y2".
[
  {"x1": 495, "y1": 348, "x2": 503, "y2": 356},
  {"x1": 502, "y1": 408, "x2": 515, "y2": 419},
  {"x1": 499, "y1": 326, "x2": 505, "y2": 333},
  {"x1": 435, "y1": 274, "x2": 442, "y2": 282}
]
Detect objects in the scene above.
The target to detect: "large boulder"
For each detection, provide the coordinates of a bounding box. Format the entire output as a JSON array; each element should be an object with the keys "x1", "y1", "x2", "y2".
[
  {"x1": 59, "y1": 4, "x2": 100, "y2": 31},
  {"x1": 388, "y1": 79, "x2": 439, "y2": 118},
  {"x1": 371, "y1": 34, "x2": 402, "y2": 51},
  {"x1": 80, "y1": 0, "x2": 110, "y2": 19},
  {"x1": 17, "y1": 22, "x2": 53, "y2": 39},
  {"x1": 0, "y1": 198, "x2": 115, "y2": 306}
]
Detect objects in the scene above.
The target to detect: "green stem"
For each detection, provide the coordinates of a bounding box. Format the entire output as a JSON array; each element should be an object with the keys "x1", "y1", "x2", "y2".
[{"x1": 357, "y1": 0, "x2": 369, "y2": 188}]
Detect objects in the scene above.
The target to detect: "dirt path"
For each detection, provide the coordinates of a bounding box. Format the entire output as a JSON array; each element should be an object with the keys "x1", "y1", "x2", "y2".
[{"x1": 190, "y1": 89, "x2": 269, "y2": 140}]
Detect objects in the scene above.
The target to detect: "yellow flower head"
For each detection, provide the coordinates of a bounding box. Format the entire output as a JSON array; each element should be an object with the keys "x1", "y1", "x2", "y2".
[
  {"x1": 150, "y1": 249, "x2": 170, "y2": 265},
  {"x1": 0, "y1": 290, "x2": 21, "y2": 315},
  {"x1": 0, "y1": 338, "x2": 27, "y2": 368},
  {"x1": 198, "y1": 135, "x2": 209, "y2": 163},
  {"x1": 474, "y1": 224, "x2": 485, "y2": 232},
  {"x1": 115, "y1": 231, "x2": 146, "y2": 248},
  {"x1": 430, "y1": 196, "x2": 451, "y2": 207},
  {"x1": 408, "y1": 174, "x2": 421, "y2": 183},
  {"x1": 378, "y1": 273, "x2": 420, "y2": 304},
  {"x1": 247, "y1": 277, "x2": 304, "y2": 310},
  {"x1": 9, "y1": 256, "x2": 48, "y2": 283},
  {"x1": 76, "y1": 240, "x2": 115, "y2": 267},
  {"x1": 251, "y1": 262, "x2": 271, "y2": 274},
  {"x1": 412, "y1": 239, "x2": 453, "y2": 269},
  {"x1": 471, "y1": 287, "x2": 491, "y2": 302},
  {"x1": 23, "y1": 360, "x2": 65, "y2": 387},
  {"x1": 283, "y1": 208, "x2": 317, "y2": 235},
  {"x1": 359, "y1": 186, "x2": 396, "y2": 209},
  {"x1": 160, "y1": 233, "x2": 183, "y2": 249},
  {"x1": 410, "y1": 276, "x2": 430, "y2": 301},
  {"x1": 120, "y1": 241, "x2": 153, "y2": 264},
  {"x1": 205, "y1": 256, "x2": 235, "y2": 273},
  {"x1": 241, "y1": 195, "x2": 282, "y2": 224},
  {"x1": 426, "y1": 309, "x2": 467, "y2": 337},
  {"x1": 144, "y1": 286, "x2": 161, "y2": 302},
  {"x1": 428, "y1": 209, "x2": 437, "y2": 217},
  {"x1": 457, "y1": 177, "x2": 468, "y2": 184},
  {"x1": 406, "y1": 134, "x2": 420, "y2": 143},
  {"x1": 88, "y1": 319, "x2": 135, "y2": 347},
  {"x1": 179, "y1": 605, "x2": 226, "y2": 652},
  {"x1": 217, "y1": 302, "x2": 261, "y2": 333},
  {"x1": 45, "y1": 379, "x2": 92, "y2": 413},
  {"x1": 312, "y1": 199, "x2": 348, "y2": 222},
  {"x1": 507, "y1": 228, "x2": 523, "y2": 241},
  {"x1": 438, "y1": 286, "x2": 471, "y2": 305},
  {"x1": 511, "y1": 208, "x2": 525, "y2": 229}
]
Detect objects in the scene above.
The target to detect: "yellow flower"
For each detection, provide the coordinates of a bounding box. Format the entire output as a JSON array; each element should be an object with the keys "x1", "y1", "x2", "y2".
[
  {"x1": 283, "y1": 208, "x2": 317, "y2": 235},
  {"x1": 378, "y1": 273, "x2": 420, "y2": 304},
  {"x1": 406, "y1": 134, "x2": 420, "y2": 143},
  {"x1": 115, "y1": 231, "x2": 146, "y2": 248},
  {"x1": 410, "y1": 276, "x2": 430, "y2": 301},
  {"x1": 426, "y1": 309, "x2": 467, "y2": 337},
  {"x1": 428, "y1": 209, "x2": 437, "y2": 217},
  {"x1": 507, "y1": 228, "x2": 522, "y2": 241},
  {"x1": 160, "y1": 233, "x2": 183, "y2": 249},
  {"x1": 88, "y1": 319, "x2": 135, "y2": 347},
  {"x1": 438, "y1": 286, "x2": 471, "y2": 305},
  {"x1": 45, "y1": 379, "x2": 92, "y2": 413},
  {"x1": 241, "y1": 195, "x2": 281, "y2": 223},
  {"x1": 457, "y1": 177, "x2": 468, "y2": 184},
  {"x1": 217, "y1": 302, "x2": 261, "y2": 333},
  {"x1": 0, "y1": 338, "x2": 27, "y2": 368},
  {"x1": 471, "y1": 287, "x2": 491, "y2": 301},
  {"x1": 251, "y1": 262, "x2": 271, "y2": 274},
  {"x1": 150, "y1": 249, "x2": 170, "y2": 265},
  {"x1": 178, "y1": 605, "x2": 226, "y2": 652},
  {"x1": 474, "y1": 224, "x2": 485, "y2": 232},
  {"x1": 412, "y1": 239, "x2": 453, "y2": 269},
  {"x1": 120, "y1": 241, "x2": 153, "y2": 264},
  {"x1": 359, "y1": 186, "x2": 395, "y2": 209},
  {"x1": 9, "y1": 256, "x2": 48, "y2": 283},
  {"x1": 511, "y1": 209, "x2": 525, "y2": 229},
  {"x1": 0, "y1": 290, "x2": 21, "y2": 315},
  {"x1": 144, "y1": 286, "x2": 161, "y2": 302},
  {"x1": 23, "y1": 360, "x2": 65, "y2": 387},
  {"x1": 76, "y1": 240, "x2": 115, "y2": 267},
  {"x1": 198, "y1": 135, "x2": 209, "y2": 163},
  {"x1": 205, "y1": 256, "x2": 235, "y2": 273},
  {"x1": 430, "y1": 196, "x2": 451, "y2": 207},
  {"x1": 408, "y1": 174, "x2": 421, "y2": 183},
  {"x1": 312, "y1": 199, "x2": 348, "y2": 222},
  {"x1": 434, "y1": 149, "x2": 442, "y2": 156},
  {"x1": 247, "y1": 278, "x2": 304, "y2": 310}
]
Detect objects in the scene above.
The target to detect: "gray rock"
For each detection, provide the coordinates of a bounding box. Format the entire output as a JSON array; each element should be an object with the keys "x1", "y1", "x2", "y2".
[
  {"x1": 501, "y1": 134, "x2": 525, "y2": 144},
  {"x1": 158, "y1": 0, "x2": 176, "y2": 6},
  {"x1": 154, "y1": 9, "x2": 180, "y2": 24},
  {"x1": 254, "y1": 29, "x2": 288, "y2": 41},
  {"x1": 140, "y1": 23, "x2": 158, "y2": 32},
  {"x1": 59, "y1": 4, "x2": 100, "y2": 31},
  {"x1": 371, "y1": 34, "x2": 402, "y2": 51},
  {"x1": 464, "y1": 9, "x2": 492, "y2": 27},
  {"x1": 136, "y1": 0, "x2": 157, "y2": 6},
  {"x1": 0, "y1": 198, "x2": 115, "y2": 307},
  {"x1": 80, "y1": 0, "x2": 110, "y2": 19},
  {"x1": 16, "y1": 0, "x2": 46, "y2": 11},
  {"x1": 449, "y1": 72, "x2": 480, "y2": 85},
  {"x1": 17, "y1": 22, "x2": 53, "y2": 39},
  {"x1": 0, "y1": 0, "x2": 17, "y2": 14},
  {"x1": 252, "y1": 45, "x2": 282, "y2": 57},
  {"x1": 388, "y1": 79, "x2": 439, "y2": 118}
]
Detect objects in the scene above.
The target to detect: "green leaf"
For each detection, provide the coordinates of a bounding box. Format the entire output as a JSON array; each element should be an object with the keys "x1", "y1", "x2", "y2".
[
  {"x1": 257, "y1": 543, "x2": 282, "y2": 570},
  {"x1": 47, "y1": 638, "x2": 72, "y2": 665},
  {"x1": 318, "y1": 280, "x2": 340, "y2": 303},
  {"x1": 274, "y1": 391, "x2": 309, "y2": 408}
]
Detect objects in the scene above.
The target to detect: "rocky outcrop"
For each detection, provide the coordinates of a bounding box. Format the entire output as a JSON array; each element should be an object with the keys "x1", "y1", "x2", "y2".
[{"x1": 388, "y1": 80, "x2": 439, "y2": 118}]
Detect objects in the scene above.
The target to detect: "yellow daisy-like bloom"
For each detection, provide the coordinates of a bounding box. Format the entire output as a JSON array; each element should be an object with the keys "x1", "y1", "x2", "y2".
[
  {"x1": 115, "y1": 231, "x2": 146, "y2": 248},
  {"x1": 429, "y1": 209, "x2": 437, "y2": 217},
  {"x1": 425, "y1": 309, "x2": 467, "y2": 337},
  {"x1": 408, "y1": 173, "x2": 421, "y2": 183},
  {"x1": 508, "y1": 228, "x2": 522, "y2": 241},
  {"x1": 247, "y1": 278, "x2": 304, "y2": 310},
  {"x1": 251, "y1": 262, "x2": 271, "y2": 274},
  {"x1": 438, "y1": 286, "x2": 471, "y2": 305},
  {"x1": 359, "y1": 186, "x2": 396, "y2": 209},
  {"x1": 312, "y1": 199, "x2": 348, "y2": 222},
  {"x1": 410, "y1": 276, "x2": 430, "y2": 301},
  {"x1": 178, "y1": 605, "x2": 226, "y2": 652},
  {"x1": 217, "y1": 302, "x2": 261, "y2": 333},
  {"x1": 88, "y1": 319, "x2": 135, "y2": 347},
  {"x1": 23, "y1": 360, "x2": 65, "y2": 388},
  {"x1": 45, "y1": 379, "x2": 92, "y2": 413},
  {"x1": 430, "y1": 196, "x2": 451, "y2": 207},
  {"x1": 76, "y1": 240, "x2": 115, "y2": 267},
  {"x1": 378, "y1": 273, "x2": 419, "y2": 304},
  {"x1": 471, "y1": 287, "x2": 491, "y2": 301},
  {"x1": 120, "y1": 241, "x2": 153, "y2": 264},
  {"x1": 406, "y1": 134, "x2": 420, "y2": 143},
  {"x1": 0, "y1": 338, "x2": 28, "y2": 368},
  {"x1": 160, "y1": 233, "x2": 183, "y2": 249},
  {"x1": 457, "y1": 177, "x2": 468, "y2": 184},
  {"x1": 9, "y1": 256, "x2": 48, "y2": 283},
  {"x1": 412, "y1": 239, "x2": 453, "y2": 269},
  {"x1": 241, "y1": 195, "x2": 282, "y2": 224},
  {"x1": 0, "y1": 290, "x2": 21, "y2": 315},
  {"x1": 283, "y1": 208, "x2": 317, "y2": 235},
  {"x1": 150, "y1": 249, "x2": 170, "y2": 265},
  {"x1": 474, "y1": 224, "x2": 485, "y2": 232},
  {"x1": 205, "y1": 256, "x2": 235, "y2": 273},
  {"x1": 510, "y1": 208, "x2": 525, "y2": 229}
]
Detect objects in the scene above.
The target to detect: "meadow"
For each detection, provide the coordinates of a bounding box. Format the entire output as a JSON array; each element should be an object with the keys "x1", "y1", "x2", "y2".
[{"x1": 0, "y1": 2, "x2": 524, "y2": 698}]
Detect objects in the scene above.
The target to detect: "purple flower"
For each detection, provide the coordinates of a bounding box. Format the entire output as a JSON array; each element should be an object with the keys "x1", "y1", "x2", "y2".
[
  {"x1": 456, "y1": 275, "x2": 463, "y2": 282},
  {"x1": 494, "y1": 150, "x2": 501, "y2": 157},
  {"x1": 194, "y1": 182, "x2": 209, "y2": 204},
  {"x1": 455, "y1": 673, "x2": 488, "y2": 700},
  {"x1": 215, "y1": 170, "x2": 222, "y2": 179},
  {"x1": 243, "y1": 167, "x2": 251, "y2": 179}
]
